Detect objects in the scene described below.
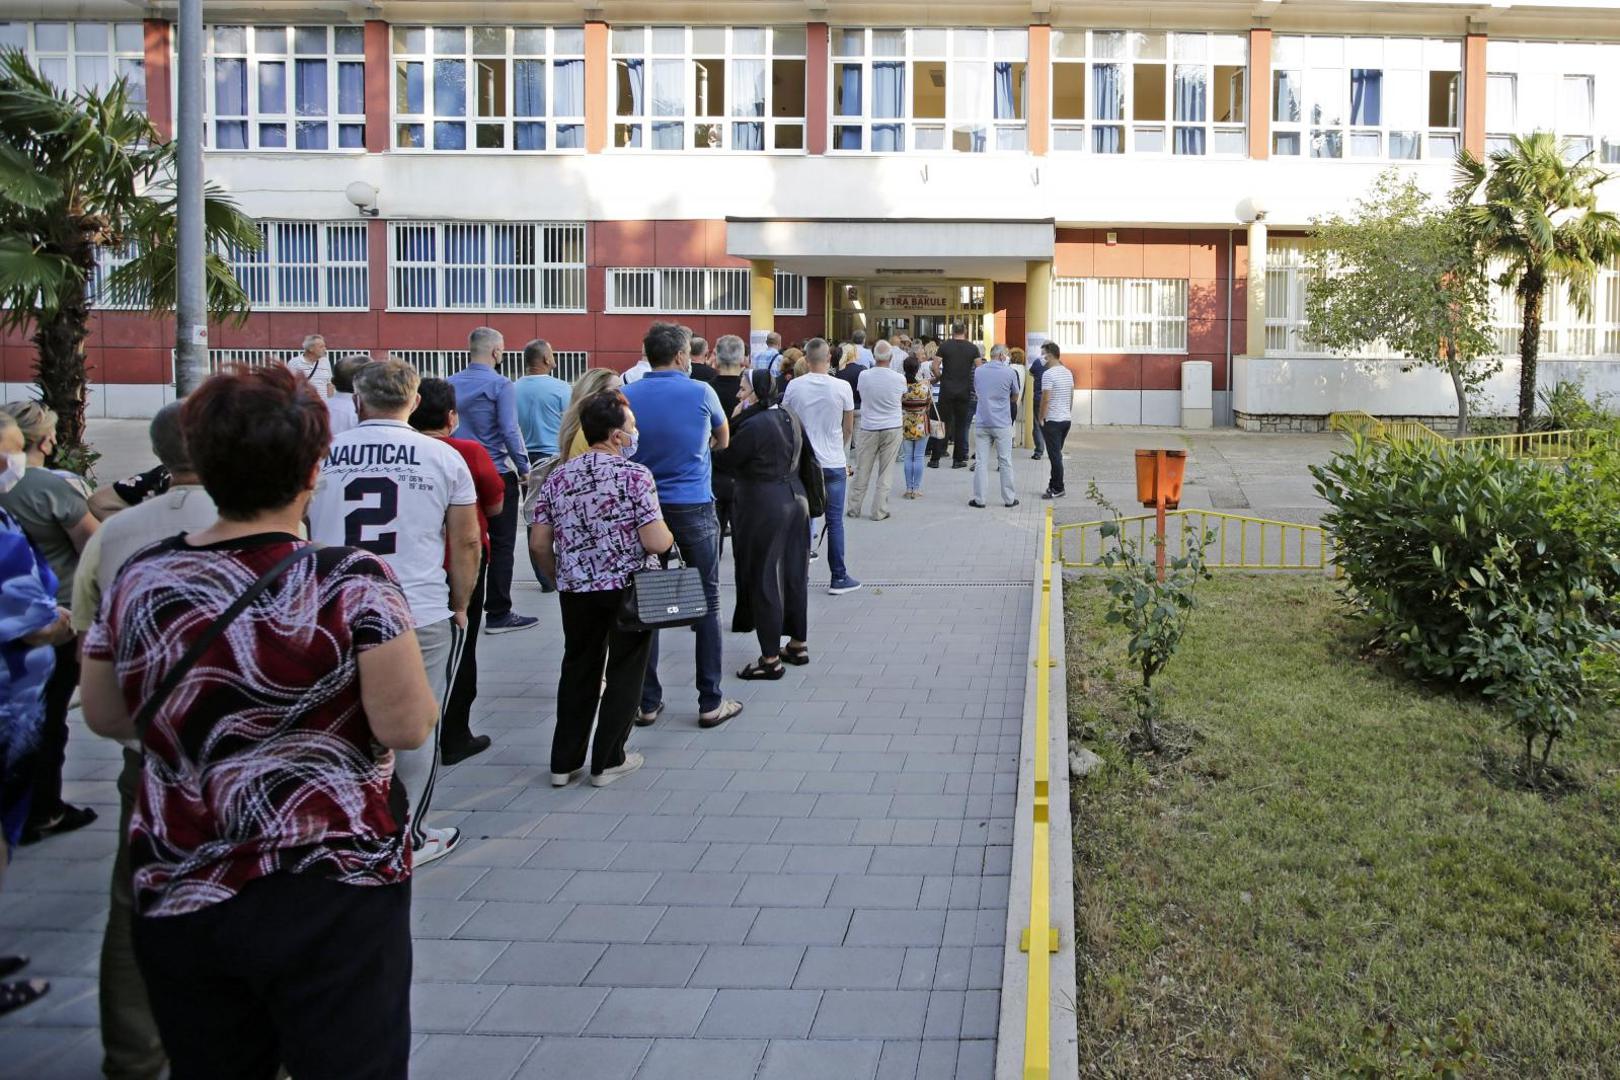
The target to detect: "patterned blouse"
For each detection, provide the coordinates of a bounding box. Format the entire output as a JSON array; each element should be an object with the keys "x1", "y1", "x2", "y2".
[
  {"x1": 82, "y1": 535, "x2": 416, "y2": 917},
  {"x1": 533, "y1": 451, "x2": 662, "y2": 592},
  {"x1": 901, "y1": 382, "x2": 933, "y2": 441}
]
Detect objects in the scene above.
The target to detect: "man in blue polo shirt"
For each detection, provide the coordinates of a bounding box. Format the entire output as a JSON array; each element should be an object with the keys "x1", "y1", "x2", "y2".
[{"x1": 623, "y1": 322, "x2": 742, "y2": 730}]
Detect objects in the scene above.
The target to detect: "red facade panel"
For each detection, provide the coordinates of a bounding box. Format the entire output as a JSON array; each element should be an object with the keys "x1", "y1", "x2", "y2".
[{"x1": 592, "y1": 220, "x2": 656, "y2": 267}]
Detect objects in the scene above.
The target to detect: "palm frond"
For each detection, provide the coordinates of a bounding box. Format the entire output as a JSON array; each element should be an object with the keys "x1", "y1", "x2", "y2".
[{"x1": 0, "y1": 233, "x2": 78, "y2": 326}]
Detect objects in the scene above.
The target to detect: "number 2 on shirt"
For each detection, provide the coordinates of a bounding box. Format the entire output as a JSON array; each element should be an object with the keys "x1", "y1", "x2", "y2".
[{"x1": 343, "y1": 476, "x2": 398, "y2": 555}]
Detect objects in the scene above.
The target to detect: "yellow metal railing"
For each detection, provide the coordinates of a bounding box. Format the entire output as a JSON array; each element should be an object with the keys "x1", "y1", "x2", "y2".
[
  {"x1": 1327, "y1": 410, "x2": 1449, "y2": 447},
  {"x1": 1328, "y1": 410, "x2": 1613, "y2": 461},
  {"x1": 1021, "y1": 506, "x2": 1058, "y2": 1079},
  {"x1": 1056, "y1": 509, "x2": 1328, "y2": 571}
]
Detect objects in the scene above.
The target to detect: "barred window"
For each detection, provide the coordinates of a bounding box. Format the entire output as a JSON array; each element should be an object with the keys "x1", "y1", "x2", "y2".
[
  {"x1": 225, "y1": 221, "x2": 369, "y2": 309},
  {"x1": 1051, "y1": 277, "x2": 1187, "y2": 352},
  {"x1": 389, "y1": 222, "x2": 586, "y2": 311},
  {"x1": 389, "y1": 349, "x2": 591, "y2": 381},
  {"x1": 1490, "y1": 259, "x2": 1620, "y2": 358},
  {"x1": 606, "y1": 267, "x2": 808, "y2": 314},
  {"x1": 1264, "y1": 240, "x2": 1320, "y2": 354},
  {"x1": 204, "y1": 25, "x2": 366, "y2": 150},
  {"x1": 0, "y1": 21, "x2": 146, "y2": 109},
  {"x1": 391, "y1": 25, "x2": 585, "y2": 151},
  {"x1": 89, "y1": 244, "x2": 144, "y2": 310},
  {"x1": 204, "y1": 347, "x2": 369, "y2": 375}
]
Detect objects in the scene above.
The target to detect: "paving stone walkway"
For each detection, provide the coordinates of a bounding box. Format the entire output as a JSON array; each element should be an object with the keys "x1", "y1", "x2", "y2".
[{"x1": 0, "y1": 438, "x2": 1052, "y2": 1079}]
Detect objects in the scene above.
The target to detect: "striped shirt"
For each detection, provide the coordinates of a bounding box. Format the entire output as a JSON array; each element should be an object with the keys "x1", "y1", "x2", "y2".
[{"x1": 1042, "y1": 364, "x2": 1076, "y2": 423}]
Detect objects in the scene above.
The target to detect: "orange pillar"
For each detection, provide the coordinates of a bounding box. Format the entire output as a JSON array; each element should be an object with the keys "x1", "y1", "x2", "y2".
[
  {"x1": 1464, "y1": 32, "x2": 1487, "y2": 158},
  {"x1": 1028, "y1": 25, "x2": 1051, "y2": 156},
  {"x1": 1248, "y1": 28, "x2": 1271, "y2": 160},
  {"x1": 585, "y1": 20, "x2": 608, "y2": 153},
  {"x1": 807, "y1": 22, "x2": 829, "y2": 155},
  {"x1": 364, "y1": 20, "x2": 389, "y2": 153},
  {"x1": 143, "y1": 19, "x2": 172, "y2": 141}
]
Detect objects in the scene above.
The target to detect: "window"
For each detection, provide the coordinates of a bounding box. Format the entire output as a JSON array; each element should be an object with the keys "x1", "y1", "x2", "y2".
[
  {"x1": 1271, "y1": 36, "x2": 1461, "y2": 160},
  {"x1": 224, "y1": 221, "x2": 368, "y2": 309},
  {"x1": 388, "y1": 222, "x2": 585, "y2": 311},
  {"x1": 1263, "y1": 240, "x2": 1322, "y2": 355},
  {"x1": 0, "y1": 21, "x2": 146, "y2": 109},
  {"x1": 391, "y1": 26, "x2": 584, "y2": 151},
  {"x1": 89, "y1": 244, "x2": 144, "y2": 310},
  {"x1": 612, "y1": 26, "x2": 806, "y2": 151},
  {"x1": 1489, "y1": 260, "x2": 1620, "y2": 357},
  {"x1": 605, "y1": 267, "x2": 808, "y2": 314},
  {"x1": 390, "y1": 349, "x2": 590, "y2": 382},
  {"x1": 204, "y1": 25, "x2": 365, "y2": 150},
  {"x1": 1051, "y1": 277, "x2": 1187, "y2": 352},
  {"x1": 830, "y1": 27, "x2": 1027, "y2": 153},
  {"x1": 1484, "y1": 40, "x2": 1620, "y2": 161}
]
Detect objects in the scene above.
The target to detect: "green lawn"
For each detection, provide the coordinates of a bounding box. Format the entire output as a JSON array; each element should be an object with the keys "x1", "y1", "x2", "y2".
[{"x1": 1065, "y1": 574, "x2": 1620, "y2": 1078}]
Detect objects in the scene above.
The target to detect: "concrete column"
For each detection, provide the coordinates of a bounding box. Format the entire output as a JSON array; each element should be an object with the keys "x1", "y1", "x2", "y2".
[
  {"x1": 1024, "y1": 260, "x2": 1053, "y2": 448},
  {"x1": 1464, "y1": 32, "x2": 1487, "y2": 158},
  {"x1": 363, "y1": 21, "x2": 389, "y2": 152},
  {"x1": 585, "y1": 21, "x2": 608, "y2": 153},
  {"x1": 807, "y1": 23, "x2": 829, "y2": 155},
  {"x1": 1245, "y1": 220, "x2": 1267, "y2": 358},
  {"x1": 1248, "y1": 28, "x2": 1271, "y2": 161},
  {"x1": 750, "y1": 260, "x2": 775, "y2": 352},
  {"x1": 982, "y1": 281, "x2": 996, "y2": 357},
  {"x1": 1027, "y1": 25, "x2": 1051, "y2": 156},
  {"x1": 143, "y1": 20, "x2": 172, "y2": 141}
]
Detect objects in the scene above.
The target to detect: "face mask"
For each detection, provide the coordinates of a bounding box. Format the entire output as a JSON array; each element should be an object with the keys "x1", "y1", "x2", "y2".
[
  {"x1": 619, "y1": 429, "x2": 639, "y2": 459},
  {"x1": 0, "y1": 451, "x2": 26, "y2": 494}
]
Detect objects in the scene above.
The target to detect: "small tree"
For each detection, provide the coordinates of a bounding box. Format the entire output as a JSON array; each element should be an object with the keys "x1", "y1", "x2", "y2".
[
  {"x1": 1089, "y1": 484, "x2": 1214, "y2": 752},
  {"x1": 1453, "y1": 133, "x2": 1620, "y2": 433},
  {"x1": 0, "y1": 52, "x2": 259, "y2": 472},
  {"x1": 1303, "y1": 172, "x2": 1497, "y2": 435}
]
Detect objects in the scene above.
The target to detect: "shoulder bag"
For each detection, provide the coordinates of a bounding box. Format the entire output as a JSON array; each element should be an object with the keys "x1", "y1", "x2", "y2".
[
  {"x1": 615, "y1": 546, "x2": 709, "y2": 633},
  {"x1": 785, "y1": 409, "x2": 827, "y2": 519}
]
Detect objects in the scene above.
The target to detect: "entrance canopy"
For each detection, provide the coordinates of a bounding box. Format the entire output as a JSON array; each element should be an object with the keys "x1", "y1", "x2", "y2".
[{"x1": 726, "y1": 218, "x2": 1054, "y2": 280}]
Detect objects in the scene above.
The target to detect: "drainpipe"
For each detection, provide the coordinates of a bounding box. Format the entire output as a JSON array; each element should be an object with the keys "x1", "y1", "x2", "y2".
[{"x1": 1224, "y1": 228, "x2": 1234, "y2": 426}]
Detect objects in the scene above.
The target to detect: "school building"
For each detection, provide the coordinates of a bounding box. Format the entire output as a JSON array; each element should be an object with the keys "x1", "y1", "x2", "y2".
[{"x1": 3, "y1": 0, "x2": 1618, "y2": 426}]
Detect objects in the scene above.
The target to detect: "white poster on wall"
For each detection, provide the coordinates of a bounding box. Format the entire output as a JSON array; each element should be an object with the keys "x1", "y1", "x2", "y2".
[
  {"x1": 750, "y1": 329, "x2": 768, "y2": 356},
  {"x1": 1026, "y1": 331, "x2": 1050, "y2": 356}
]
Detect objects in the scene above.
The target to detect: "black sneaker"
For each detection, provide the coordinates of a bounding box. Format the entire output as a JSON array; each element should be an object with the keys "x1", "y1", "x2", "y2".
[
  {"x1": 441, "y1": 735, "x2": 492, "y2": 766},
  {"x1": 1039, "y1": 489, "x2": 1066, "y2": 500},
  {"x1": 18, "y1": 804, "x2": 97, "y2": 846},
  {"x1": 952, "y1": 462, "x2": 969, "y2": 470},
  {"x1": 927, "y1": 460, "x2": 941, "y2": 469},
  {"x1": 485, "y1": 612, "x2": 539, "y2": 634}
]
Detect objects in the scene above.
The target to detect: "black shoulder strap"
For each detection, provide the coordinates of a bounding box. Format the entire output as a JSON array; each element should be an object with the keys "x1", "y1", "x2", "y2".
[{"x1": 133, "y1": 544, "x2": 321, "y2": 739}]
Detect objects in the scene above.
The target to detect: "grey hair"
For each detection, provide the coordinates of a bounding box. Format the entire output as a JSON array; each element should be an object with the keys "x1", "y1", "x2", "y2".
[
  {"x1": 689, "y1": 335, "x2": 709, "y2": 359},
  {"x1": 804, "y1": 337, "x2": 829, "y2": 364},
  {"x1": 468, "y1": 326, "x2": 502, "y2": 359},
  {"x1": 354, "y1": 358, "x2": 421, "y2": 413},
  {"x1": 302, "y1": 333, "x2": 324, "y2": 352},
  {"x1": 714, "y1": 334, "x2": 746, "y2": 366},
  {"x1": 873, "y1": 340, "x2": 893, "y2": 363},
  {"x1": 149, "y1": 402, "x2": 190, "y2": 472},
  {"x1": 852, "y1": 329, "x2": 866, "y2": 344},
  {"x1": 990, "y1": 344, "x2": 1010, "y2": 361}
]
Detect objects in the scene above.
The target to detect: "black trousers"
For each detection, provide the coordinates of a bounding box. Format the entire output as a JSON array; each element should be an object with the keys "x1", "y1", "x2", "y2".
[
  {"x1": 485, "y1": 471, "x2": 520, "y2": 617},
  {"x1": 132, "y1": 873, "x2": 411, "y2": 1080},
  {"x1": 25, "y1": 639, "x2": 78, "y2": 826},
  {"x1": 441, "y1": 552, "x2": 487, "y2": 749},
  {"x1": 555, "y1": 589, "x2": 652, "y2": 776},
  {"x1": 1042, "y1": 420, "x2": 1072, "y2": 494},
  {"x1": 934, "y1": 394, "x2": 974, "y2": 464}
]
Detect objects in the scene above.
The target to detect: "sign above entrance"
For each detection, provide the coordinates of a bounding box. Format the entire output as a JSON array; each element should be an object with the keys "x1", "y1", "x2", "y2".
[{"x1": 869, "y1": 285, "x2": 956, "y2": 311}]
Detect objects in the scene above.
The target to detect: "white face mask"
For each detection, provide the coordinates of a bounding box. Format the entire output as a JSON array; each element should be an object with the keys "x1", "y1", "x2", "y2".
[{"x1": 0, "y1": 451, "x2": 26, "y2": 494}]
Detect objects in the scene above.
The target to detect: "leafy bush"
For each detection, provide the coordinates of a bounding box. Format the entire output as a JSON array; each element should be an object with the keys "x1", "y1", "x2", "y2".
[
  {"x1": 1535, "y1": 378, "x2": 1610, "y2": 432},
  {"x1": 1311, "y1": 438, "x2": 1615, "y2": 782}
]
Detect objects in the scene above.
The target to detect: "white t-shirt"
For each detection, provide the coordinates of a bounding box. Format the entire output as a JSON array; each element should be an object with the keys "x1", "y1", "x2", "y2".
[
  {"x1": 854, "y1": 346, "x2": 875, "y2": 368},
  {"x1": 287, "y1": 354, "x2": 333, "y2": 398},
  {"x1": 308, "y1": 419, "x2": 476, "y2": 628},
  {"x1": 326, "y1": 392, "x2": 359, "y2": 437},
  {"x1": 1042, "y1": 363, "x2": 1076, "y2": 423},
  {"x1": 621, "y1": 359, "x2": 651, "y2": 385},
  {"x1": 782, "y1": 372, "x2": 855, "y2": 470},
  {"x1": 856, "y1": 366, "x2": 907, "y2": 430}
]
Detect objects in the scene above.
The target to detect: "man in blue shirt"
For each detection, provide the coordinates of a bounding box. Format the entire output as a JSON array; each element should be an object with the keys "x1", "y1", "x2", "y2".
[
  {"x1": 1027, "y1": 346, "x2": 1046, "y2": 461},
  {"x1": 449, "y1": 327, "x2": 537, "y2": 634},
  {"x1": 969, "y1": 344, "x2": 1021, "y2": 509},
  {"x1": 623, "y1": 322, "x2": 742, "y2": 730},
  {"x1": 514, "y1": 339, "x2": 572, "y2": 459}
]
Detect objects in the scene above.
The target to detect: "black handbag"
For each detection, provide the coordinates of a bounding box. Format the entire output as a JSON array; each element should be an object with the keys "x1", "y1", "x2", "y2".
[
  {"x1": 616, "y1": 549, "x2": 709, "y2": 632},
  {"x1": 787, "y1": 411, "x2": 827, "y2": 519}
]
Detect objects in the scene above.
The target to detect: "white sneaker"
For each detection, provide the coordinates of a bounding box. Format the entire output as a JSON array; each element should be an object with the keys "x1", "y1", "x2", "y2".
[
  {"x1": 591, "y1": 752, "x2": 644, "y2": 787},
  {"x1": 551, "y1": 767, "x2": 585, "y2": 787},
  {"x1": 412, "y1": 826, "x2": 462, "y2": 868}
]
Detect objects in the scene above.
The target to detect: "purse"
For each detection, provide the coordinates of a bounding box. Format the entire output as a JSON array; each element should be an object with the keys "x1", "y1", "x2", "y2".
[
  {"x1": 928, "y1": 400, "x2": 947, "y2": 441},
  {"x1": 787, "y1": 411, "x2": 827, "y2": 519},
  {"x1": 615, "y1": 549, "x2": 709, "y2": 632}
]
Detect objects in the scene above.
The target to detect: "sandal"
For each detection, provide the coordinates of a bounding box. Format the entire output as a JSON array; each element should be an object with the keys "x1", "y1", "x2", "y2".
[
  {"x1": 0, "y1": 956, "x2": 27, "y2": 979},
  {"x1": 635, "y1": 702, "x2": 665, "y2": 727},
  {"x1": 19, "y1": 804, "x2": 97, "y2": 846},
  {"x1": 699, "y1": 699, "x2": 745, "y2": 729},
  {"x1": 737, "y1": 658, "x2": 785, "y2": 681},
  {"x1": 782, "y1": 644, "x2": 810, "y2": 666},
  {"x1": 0, "y1": 978, "x2": 49, "y2": 1017}
]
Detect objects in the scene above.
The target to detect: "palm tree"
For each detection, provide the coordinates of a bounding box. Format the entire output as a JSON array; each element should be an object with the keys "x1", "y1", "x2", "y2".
[
  {"x1": 0, "y1": 51, "x2": 260, "y2": 473},
  {"x1": 1453, "y1": 133, "x2": 1620, "y2": 432}
]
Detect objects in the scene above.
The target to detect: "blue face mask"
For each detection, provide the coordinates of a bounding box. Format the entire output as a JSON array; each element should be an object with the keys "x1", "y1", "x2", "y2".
[{"x1": 620, "y1": 428, "x2": 639, "y2": 459}]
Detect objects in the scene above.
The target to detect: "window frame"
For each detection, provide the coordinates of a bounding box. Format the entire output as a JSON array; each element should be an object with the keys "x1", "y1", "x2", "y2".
[
  {"x1": 1048, "y1": 29, "x2": 1248, "y2": 157},
  {"x1": 609, "y1": 25, "x2": 807, "y2": 153},
  {"x1": 387, "y1": 221, "x2": 587, "y2": 313},
  {"x1": 389, "y1": 25, "x2": 586, "y2": 153},
  {"x1": 1269, "y1": 34, "x2": 1463, "y2": 162},
  {"x1": 200, "y1": 24, "x2": 367, "y2": 151},
  {"x1": 1050, "y1": 276, "x2": 1189, "y2": 354},
  {"x1": 0, "y1": 20, "x2": 147, "y2": 108},
  {"x1": 225, "y1": 220, "x2": 370, "y2": 311},
  {"x1": 1489, "y1": 260, "x2": 1620, "y2": 358},
  {"x1": 1484, "y1": 40, "x2": 1616, "y2": 161},
  {"x1": 604, "y1": 267, "x2": 809, "y2": 315}
]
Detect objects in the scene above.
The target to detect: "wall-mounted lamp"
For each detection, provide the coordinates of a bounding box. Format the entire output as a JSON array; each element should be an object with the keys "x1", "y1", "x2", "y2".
[
  {"x1": 345, "y1": 180, "x2": 380, "y2": 218},
  {"x1": 1236, "y1": 195, "x2": 1269, "y2": 224}
]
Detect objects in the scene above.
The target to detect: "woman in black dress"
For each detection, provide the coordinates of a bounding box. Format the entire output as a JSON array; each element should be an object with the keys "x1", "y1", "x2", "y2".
[{"x1": 724, "y1": 370, "x2": 811, "y2": 679}]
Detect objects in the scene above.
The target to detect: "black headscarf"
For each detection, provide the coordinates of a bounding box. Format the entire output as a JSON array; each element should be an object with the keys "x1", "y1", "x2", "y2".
[{"x1": 746, "y1": 368, "x2": 778, "y2": 409}]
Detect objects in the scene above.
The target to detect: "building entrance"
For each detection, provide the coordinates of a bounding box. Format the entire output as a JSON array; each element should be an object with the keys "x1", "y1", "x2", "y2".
[{"x1": 829, "y1": 280, "x2": 986, "y2": 346}]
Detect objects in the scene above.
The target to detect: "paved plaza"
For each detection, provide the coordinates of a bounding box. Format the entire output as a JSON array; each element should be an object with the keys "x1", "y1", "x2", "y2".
[{"x1": 0, "y1": 423, "x2": 1334, "y2": 1079}]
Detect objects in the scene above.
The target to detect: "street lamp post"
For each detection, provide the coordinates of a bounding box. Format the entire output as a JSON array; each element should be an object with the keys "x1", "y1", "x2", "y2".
[{"x1": 174, "y1": 0, "x2": 206, "y2": 395}]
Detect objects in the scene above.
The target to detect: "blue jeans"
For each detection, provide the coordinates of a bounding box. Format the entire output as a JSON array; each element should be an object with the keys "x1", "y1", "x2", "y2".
[
  {"x1": 640, "y1": 501, "x2": 723, "y2": 714},
  {"x1": 820, "y1": 467, "x2": 848, "y2": 580},
  {"x1": 902, "y1": 438, "x2": 927, "y2": 492}
]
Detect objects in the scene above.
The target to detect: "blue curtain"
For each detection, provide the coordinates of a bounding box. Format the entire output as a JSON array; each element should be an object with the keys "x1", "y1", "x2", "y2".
[
  {"x1": 873, "y1": 62, "x2": 902, "y2": 118},
  {"x1": 1093, "y1": 126, "x2": 1121, "y2": 153},
  {"x1": 258, "y1": 62, "x2": 285, "y2": 113},
  {"x1": 257, "y1": 123, "x2": 285, "y2": 147},
  {"x1": 434, "y1": 121, "x2": 466, "y2": 149},
  {"x1": 514, "y1": 60, "x2": 545, "y2": 116},
  {"x1": 1174, "y1": 127, "x2": 1205, "y2": 154},
  {"x1": 1273, "y1": 70, "x2": 1299, "y2": 122},
  {"x1": 873, "y1": 123, "x2": 902, "y2": 151},
  {"x1": 435, "y1": 60, "x2": 466, "y2": 116},
  {"x1": 1092, "y1": 64, "x2": 1122, "y2": 120},
  {"x1": 837, "y1": 64, "x2": 862, "y2": 117},
  {"x1": 994, "y1": 62, "x2": 1017, "y2": 120},
  {"x1": 296, "y1": 60, "x2": 327, "y2": 117},
  {"x1": 619, "y1": 59, "x2": 644, "y2": 115},
  {"x1": 733, "y1": 121, "x2": 764, "y2": 149},
  {"x1": 554, "y1": 59, "x2": 584, "y2": 117},
  {"x1": 836, "y1": 126, "x2": 862, "y2": 149},
  {"x1": 652, "y1": 121, "x2": 683, "y2": 149},
  {"x1": 733, "y1": 59, "x2": 766, "y2": 117},
  {"x1": 555, "y1": 123, "x2": 584, "y2": 148},
  {"x1": 337, "y1": 62, "x2": 363, "y2": 114},
  {"x1": 1174, "y1": 66, "x2": 1206, "y2": 121},
  {"x1": 1350, "y1": 69, "x2": 1381, "y2": 126},
  {"x1": 401, "y1": 62, "x2": 424, "y2": 114},
  {"x1": 215, "y1": 58, "x2": 246, "y2": 115},
  {"x1": 296, "y1": 120, "x2": 328, "y2": 150},
  {"x1": 515, "y1": 122, "x2": 545, "y2": 150},
  {"x1": 651, "y1": 60, "x2": 683, "y2": 116}
]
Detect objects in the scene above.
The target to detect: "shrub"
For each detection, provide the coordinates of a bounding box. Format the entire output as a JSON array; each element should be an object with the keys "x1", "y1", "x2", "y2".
[
  {"x1": 1535, "y1": 378, "x2": 1610, "y2": 432},
  {"x1": 1311, "y1": 438, "x2": 1615, "y2": 783}
]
